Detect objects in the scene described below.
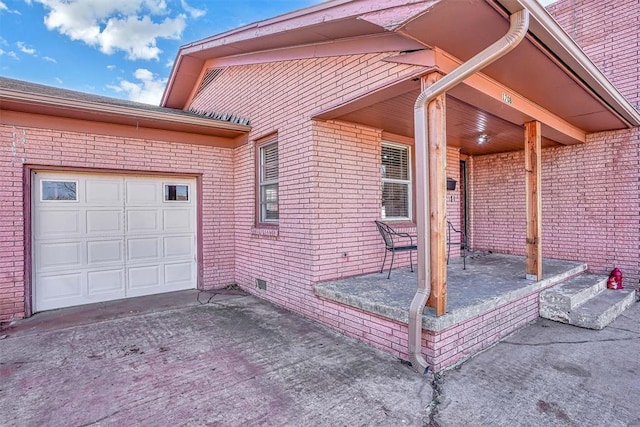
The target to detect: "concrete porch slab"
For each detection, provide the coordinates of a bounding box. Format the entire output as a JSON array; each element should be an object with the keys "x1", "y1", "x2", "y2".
[{"x1": 314, "y1": 253, "x2": 586, "y2": 331}]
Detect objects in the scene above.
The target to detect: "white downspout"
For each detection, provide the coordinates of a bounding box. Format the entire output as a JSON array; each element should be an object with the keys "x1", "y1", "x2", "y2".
[{"x1": 408, "y1": 8, "x2": 530, "y2": 374}]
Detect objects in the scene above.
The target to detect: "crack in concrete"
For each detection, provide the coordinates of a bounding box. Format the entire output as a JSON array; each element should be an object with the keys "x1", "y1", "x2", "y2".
[
  {"x1": 619, "y1": 313, "x2": 640, "y2": 324},
  {"x1": 607, "y1": 325, "x2": 640, "y2": 334},
  {"x1": 77, "y1": 410, "x2": 120, "y2": 427},
  {"x1": 425, "y1": 372, "x2": 445, "y2": 427},
  {"x1": 502, "y1": 336, "x2": 640, "y2": 347}
]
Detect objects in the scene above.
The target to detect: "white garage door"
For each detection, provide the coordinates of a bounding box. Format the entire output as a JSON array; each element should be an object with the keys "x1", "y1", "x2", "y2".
[{"x1": 33, "y1": 171, "x2": 197, "y2": 312}]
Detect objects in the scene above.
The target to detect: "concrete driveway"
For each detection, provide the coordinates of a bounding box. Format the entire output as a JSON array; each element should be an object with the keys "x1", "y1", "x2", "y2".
[
  {"x1": 0, "y1": 291, "x2": 431, "y2": 426},
  {"x1": 2, "y1": 290, "x2": 639, "y2": 426},
  {"x1": 434, "y1": 296, "x2": 640, "y2": 426}
]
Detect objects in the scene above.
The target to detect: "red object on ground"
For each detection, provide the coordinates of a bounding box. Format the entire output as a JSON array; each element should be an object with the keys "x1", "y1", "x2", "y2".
[{"x1": 607, "y1": 268, "x2": 623, "y2": 289}]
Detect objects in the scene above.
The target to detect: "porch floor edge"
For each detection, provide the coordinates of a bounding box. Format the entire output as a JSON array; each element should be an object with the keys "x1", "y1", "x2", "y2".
[{"x1": 314, "y1": 253, "x2": 587, "y2": 332}]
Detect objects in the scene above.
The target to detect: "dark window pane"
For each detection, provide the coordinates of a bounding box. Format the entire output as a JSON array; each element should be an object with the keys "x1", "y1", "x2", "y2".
[
  {"x1": 382, "y1": 182, "x2": 408, "y2": 218},
  {"x1": 164, "y1": 185, "x2": 189, "y2": 201}
]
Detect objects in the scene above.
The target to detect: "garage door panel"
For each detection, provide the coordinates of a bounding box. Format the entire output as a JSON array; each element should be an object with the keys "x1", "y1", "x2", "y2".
[
  {"x1": 128, "y1": 237, "x2": 160, "y2": 261},
  {"x1": 38, "y1": 242, "x2": 82, "y2": 269},
  {"x1": 38, "y1": 210, "x2": 81, "y2": 236},
  {"x1": 163, "y1": 236, "x2": 194, "y2": 258},
  {"x1": 87, "y1": 240, "x2": 124, "y2": 264},
  {"x1": 165, "y1": 262, "x2": 193, "y2": 285},
  {"x1": 126, "y1": 181, "x2": 160, "y2": 204},
  {"x1": 87, "y1": 269, "x2": 125, "y2": 295},
  {"x1": 128, "y1": 265, "x2": 161, "y2": 289},
  {"x1": 163, "y1": 210, "x2": 193, "y2": 232},
  {"x1": 127, "y1": 210, "x2": 160, "y2": 232},
  {"x1": 86, "y1": 180, "x2": 122, "y2": 205},
  {"x1": 86, "y1": 210, "x2": 123, "y2": 234},
  {"x1": 38, "y1": 273, "x2": 82, "y2": 300}
]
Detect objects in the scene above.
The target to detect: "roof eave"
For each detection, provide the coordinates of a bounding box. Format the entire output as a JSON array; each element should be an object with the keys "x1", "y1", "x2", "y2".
[
  {"x1": 161, "y1": 0, "x2": 434, "y2": 109},
  {"x1": 1, "y1": 88, "x2": 251, "y2": 138},
  {"x1": 494, "y1": 0, "x2": 640, "y2": 128}
]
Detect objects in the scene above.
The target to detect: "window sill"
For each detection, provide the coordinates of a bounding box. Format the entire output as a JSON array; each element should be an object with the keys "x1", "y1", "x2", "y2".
[
  {"x1": 251, "y1": 226, "x2": 279, "y2": 238},
  {"x1": 380, "y1": 220, "x2": 416, "y2": 234}
]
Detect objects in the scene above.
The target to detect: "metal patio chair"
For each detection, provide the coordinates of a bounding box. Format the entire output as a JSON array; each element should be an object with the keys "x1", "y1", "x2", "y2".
[
  {"x1": 375, "y1": 220, "x2": 417, "y2": 279},
  {"x1": 447, "y1": 220, "x2": 467, "y2": 269}
]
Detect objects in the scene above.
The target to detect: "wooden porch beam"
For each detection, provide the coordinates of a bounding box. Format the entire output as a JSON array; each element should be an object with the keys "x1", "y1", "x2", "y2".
[
  {"x1": 434, "y1": 48, "x2": 586, "y2": 145},
  {"x1": 525, "y1": 120, "x2": 542, "y2": 280},
  {"x1": 422, "y1": 74, "x2": 448, "y2": 316}
]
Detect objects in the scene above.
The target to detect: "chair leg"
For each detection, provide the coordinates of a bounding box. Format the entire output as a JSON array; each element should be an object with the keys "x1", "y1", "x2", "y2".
[
  {"x1": 380, "y1": 250, "x2": 388, "y2": 274},
  {"x1": 462, "y1": 245, "x2": 466, "y2": 270},
  {"x1": 409, "y1": 250, "x2": 414, "y2": 272},
  {"x1": 387, "y1": 250, "x2": 395, "y2": 279}
]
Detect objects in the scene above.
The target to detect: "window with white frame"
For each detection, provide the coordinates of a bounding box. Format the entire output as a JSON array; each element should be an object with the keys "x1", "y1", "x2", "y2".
[
  {"x1": 259, "y1": 140, "x2": 279, "y2": 223},
  {"x1": 381, "y1": 142, "x2": 411, "y2": 220}
]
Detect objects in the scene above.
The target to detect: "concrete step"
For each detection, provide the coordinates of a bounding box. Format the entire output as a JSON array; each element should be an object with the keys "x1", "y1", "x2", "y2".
[
  {"x1": 569, "y1": 289, "x2": 636, "y2": 330},
  {"x1": 539, "y1": 274, "x2": 607, "y2": 310},
  {"x1": 540, "y1": 271, "x2": 637, "y2": 330}
]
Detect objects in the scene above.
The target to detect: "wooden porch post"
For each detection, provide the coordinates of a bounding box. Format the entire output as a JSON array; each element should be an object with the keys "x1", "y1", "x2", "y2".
[
  {"x1": 525, "y1": 121, "x2": 542, "y2": 280},
  {"x1": 422, "y1": 74, "x2": 447, "y2": 316}
]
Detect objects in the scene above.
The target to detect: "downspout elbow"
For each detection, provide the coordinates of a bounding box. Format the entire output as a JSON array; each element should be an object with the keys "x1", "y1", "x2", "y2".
[{"x1": 407, "y1": 9, "x2": 530, "y2": 374}]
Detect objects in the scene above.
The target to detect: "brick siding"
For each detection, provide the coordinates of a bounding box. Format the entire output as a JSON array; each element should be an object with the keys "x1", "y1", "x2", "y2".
[
  {"x1": 191, "y1": 54, "x2": 425, "y2": 308},
  {"x1": 470, "y1": 0, "x2": 640, "y2": 286},
  {"x1": 0, "y1": 124, "x2": 236, "y2": 320},
  {"x1": 548, "y1": 0, "x2": 640, "y2": 111},
  {"x1": 471, "y1": 128, "x2": 640, "y2": 286}
]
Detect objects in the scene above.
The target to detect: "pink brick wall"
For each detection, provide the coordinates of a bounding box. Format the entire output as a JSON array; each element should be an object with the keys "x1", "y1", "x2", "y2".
[
  {"x1": 0, "y1": 122, "x2": 237, "y2": 321},
  {"x1": 425, "y1": 292, "x2": 540, "y2": 371},
  {"x1": 314, "y1": 286, "x2": 541, "y2": 372},
  {"x1": 190, "y1": 54, "x2": 425, "y2": 306},
  {"x1": 470, "y1": 0, "x2": 640, "y2": 286},
  {"x1": 548, "y1": 0, "x2": 640, "y2": 110},
  {"x1": 311, "y1": 120, "x2": 385, "y2": 281},
  {"x1": 471, "y1": 129, "x2": 640, "y2": 285}
]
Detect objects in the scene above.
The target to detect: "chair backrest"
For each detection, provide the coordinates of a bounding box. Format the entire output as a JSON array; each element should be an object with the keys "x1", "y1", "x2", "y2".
[
  {"x1": 447, "y1": 220, "x2": 465, "y2": 246},
  {"x1": 375, "y1": 220, "x2": 394, "y2": 249}
]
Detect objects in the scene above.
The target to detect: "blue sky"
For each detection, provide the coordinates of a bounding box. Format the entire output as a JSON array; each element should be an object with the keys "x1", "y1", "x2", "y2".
[
  {"x1": 0, "y1": 0, "x2": 556, "y2": 106},
  {"x1": 0, "y1": 0, "x2": 323, "y2": 104}
]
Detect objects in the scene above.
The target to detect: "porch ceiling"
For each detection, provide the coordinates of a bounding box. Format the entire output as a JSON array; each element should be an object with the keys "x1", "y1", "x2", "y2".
[
  {"x1": 317, "y1": 84, "x2": 561, "y2": 156},
  {"x1": 312, "y1": 0, "x2": 635, "y2": 155},
  {"x1": 393, "y1": 0, "x2": 630, "y2": 132}
]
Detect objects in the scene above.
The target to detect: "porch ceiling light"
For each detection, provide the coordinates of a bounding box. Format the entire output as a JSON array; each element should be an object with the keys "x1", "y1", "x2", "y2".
[{"x1": 477, "y1": 134, "x2": 491, "y2": 145}]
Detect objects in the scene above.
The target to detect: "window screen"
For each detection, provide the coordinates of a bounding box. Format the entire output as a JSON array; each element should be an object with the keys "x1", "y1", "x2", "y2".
[
  {"x1": 381, "y1": 143, "x2": 411, "y2": 219},
  {"x1": 259, "y1": 141, "x2": 279, "y2": 222}
]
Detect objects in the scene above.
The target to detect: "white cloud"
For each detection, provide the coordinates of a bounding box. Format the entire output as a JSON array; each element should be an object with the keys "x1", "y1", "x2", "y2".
[
  {"x1": 0, "y1": 49, "x2": 19, "y2": 60},
  {"x1": 32, "y1": 0, "x2": 186, "y2": 60},
  {"x1": 107, "y1": 64, "x2": 116, "y2": 70},
  {"x1": 97, "y1": 14, "x2": 185, "y2": 60},
  {"x1": 55, "y1": 77, "x2": 63, "y2": 84},
  {"x1": 17, "y1": 41, "x2": 36, "y2": 55},
  {"x1": 43, "y1": 56, "x2": 57, "y2": 63},
  {"x1": 165, "y1": 58, "x2": 174, "y2": 68},
  {"x1": 180, "y1": 0, "x2": 205, "y2": 19},
  {"x1": 108, "y1": 68, "x2": 167, "y2": 105},
  {"x1": 0, "y1": 1, "x2": 21, "y2": 14}
]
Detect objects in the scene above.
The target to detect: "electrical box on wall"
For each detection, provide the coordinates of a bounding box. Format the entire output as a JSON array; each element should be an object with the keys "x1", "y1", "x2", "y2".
[{"x1": 256, "y1": 278, "x2": 267, "y2": 291}]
